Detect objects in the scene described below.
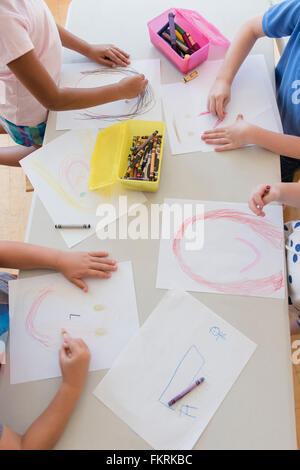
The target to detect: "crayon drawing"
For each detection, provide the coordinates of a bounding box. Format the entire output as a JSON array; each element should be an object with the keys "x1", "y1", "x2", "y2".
[
  {"x1": 94, "y1": 290, "x2": 257, "y2": 450},
  {"x1": 156, "y1": 199, "x2": 285, "y2": 299},
  {"x1": 73, "y1": 67, "x2": 155, "y2": 122},
  {"x1": 56, "y1": 59, "x2": 162, "y2": 130},
  {"x1": 21, "y1": 129, "x2": 147, "y2": 248},
  {"x1": 158, "y1": 345, "x2": 205, "y2": 419},
  {"x1": 24, "y1": 285, "x2": 119, "y2": 351},
  {"x1": 162, "y1": 55, "x2": 282, "y2": 154},
  {"x1": 9, "y1": 262, "x2": 139, "y2": 384}
]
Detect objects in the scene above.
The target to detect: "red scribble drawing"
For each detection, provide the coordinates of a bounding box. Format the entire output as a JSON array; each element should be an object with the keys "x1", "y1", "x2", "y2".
[
  {"x1": 65, "y1": 160, "x2": 89, "y2": 191},
  {"x1": 236, "y1": 238, "x2": 262, "y2": 274},
  {"x1": 172, "y1": 209, "x2": 284, "y2": 297},
  {"x1": 25, "y1": 288, "x2": 53, "y2": 347},
  {"x1": 198, "y1": 110, "x2": 226, "y2": 129}
]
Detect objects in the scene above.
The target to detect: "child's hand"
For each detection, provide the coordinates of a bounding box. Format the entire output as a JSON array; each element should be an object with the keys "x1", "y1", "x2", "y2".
[
  {"x1": 60, "y1": 334, "x2": 90, "y2": 395},
  {"x1": 118, "y1": 74, "x2": 148, "y2": 99},
  {"x1": 202, "y1": 114, "x2": 252, "y2": 151},
  {"x1": 56, "y1": 251, "x2": 117, "y2": 292},
  {"x1": 86, "y1": 44, "x2": 130, "y2": 68},
  {"x1": 248, "y1": 184, "x2": 280, "y2": 217},
  {"x1": 207, "y1": 78, "x2": 231, "y2": 120}
]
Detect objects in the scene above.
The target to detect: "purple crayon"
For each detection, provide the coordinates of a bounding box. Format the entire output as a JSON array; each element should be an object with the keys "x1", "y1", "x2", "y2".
[
  {"x1": 168, "y1": 377, "x2": 205, "y2": 407},
  {"x1": 168, "y1": 12, "x2": 177, "y2": 51}
]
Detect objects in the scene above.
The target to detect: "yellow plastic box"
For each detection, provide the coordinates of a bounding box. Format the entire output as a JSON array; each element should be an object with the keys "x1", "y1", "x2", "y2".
[{"x1": 88, "y1": 120, "x2": 166, "y2": 193}]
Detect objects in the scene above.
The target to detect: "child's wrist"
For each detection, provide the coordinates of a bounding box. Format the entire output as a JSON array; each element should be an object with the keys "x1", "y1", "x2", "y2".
[
  {"x1": 271, "y1": 183, "x2": 282, "y2": 202},
  {"x1": 52, "y1": 249, "x2": 65, "y2": 273},
  {"x1": 60, "y1": 381, "x2": 82, "y2": 402},
  {"x1": 245, "y1": 123, "x2": 258, "y2": 143}
]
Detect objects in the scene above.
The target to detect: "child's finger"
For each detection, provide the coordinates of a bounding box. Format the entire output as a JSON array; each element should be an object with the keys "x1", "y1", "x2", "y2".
[
  {"x1": 72, "y1": 278, "x2": 88, "y2": 292},
  {"x1": 215, "y1": 144, "x2": 235, "y2": 152},
  {"x1": 203, "y1": 128, "x2": 226, "y2": 136},
  {"x1": 248, "y1": 198, "x2": 263, "y2": 216},
  {"x1": 89, "y1": 262, "x2": 117, "y2": 272},
  {"x1": 203, "y1": 138, "x2": 230, "y2": 145},
  {"x1": 87, "y1": 269, "x2": 112, "y2": 279},
  {"x1": 88, "y1": 251, "x2": 109, "y2": 258},
  {"x1": 106, "y1": 50, "x2": 127, "y2": 66},
  {"x1": 202, "y1": 131, "x2": 226, "y2": 139},
  {"x1": 115, "y1": 47, "x2": 130, "y2": 58},
  {"x1": 253, "y1": 193, "x2": 264, "y2": 209},
  {"x1": 96, "y1": 57, "x2": 116, "y2": 68},
  {"x1": 112, "y1": 48, "x2": 130, "y2": 64},
  {"x1": 61, "y1": 328, "x2": 71, "y2": 344},
  {"x1": 210, "y1": 97, "x2": 217, "y2": 116},
  {"x1": 216, "y1": 97, "x2": 224, "y2": 120},
  {"x1": 90, "y1": 256, "x2": 116, "y2": 266},
  {"x1": 206, "y1": 97, "x2": 211, "y2": 113}
]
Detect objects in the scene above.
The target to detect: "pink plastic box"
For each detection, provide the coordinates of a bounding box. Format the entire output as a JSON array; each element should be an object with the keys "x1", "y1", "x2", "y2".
[{"x1": 148, "y1": 8, "x2": 230, "y2": 74}]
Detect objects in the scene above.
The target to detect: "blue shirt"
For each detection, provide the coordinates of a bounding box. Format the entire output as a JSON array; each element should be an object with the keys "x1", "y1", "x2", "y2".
[{"x1": 262, "y1": 0, "x2": 300, "y2": 137}]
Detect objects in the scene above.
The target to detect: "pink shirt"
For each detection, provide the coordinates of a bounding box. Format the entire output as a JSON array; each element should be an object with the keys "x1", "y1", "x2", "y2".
[{"x1": 0, "y1": 0, "x2": 62, "y2": 126}]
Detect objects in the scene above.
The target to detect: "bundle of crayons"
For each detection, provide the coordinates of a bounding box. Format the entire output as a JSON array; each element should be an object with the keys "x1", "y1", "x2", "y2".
[
  {"x1": 122, "y1": 130, "x2": 162, "y2": 182},
  {"x1": 159, "y1": 12, "x2": 201, "y2": 59}
]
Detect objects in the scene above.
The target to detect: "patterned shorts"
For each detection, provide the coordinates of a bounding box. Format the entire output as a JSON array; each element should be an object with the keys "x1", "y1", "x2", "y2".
[
  {"x1": 285, "y1": 221, "x2": 300, "y2": 326},
  {"x1": 0, "y1": 116, "x2": 46, "y2": 147}
]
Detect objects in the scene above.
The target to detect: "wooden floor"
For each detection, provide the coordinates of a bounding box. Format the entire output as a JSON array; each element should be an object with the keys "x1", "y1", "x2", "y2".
[{"x1": 0, "y1": 0, "x2": 299, "y2": 449}]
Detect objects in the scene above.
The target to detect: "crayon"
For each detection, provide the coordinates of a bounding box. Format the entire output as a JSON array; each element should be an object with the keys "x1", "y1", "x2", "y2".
[
  {"x1": 55, "y1": 224, "x2": 91, "y2": 229},
  {"x1": 175, "y1": 29, "x2": 184, "y2": 43},
  {"x1": 122, "y1": 177, "x2": 152, "y2": 181},
  {"x1": 182, "y1": 32, "x2": 193, "y2": 50},
  {"x1": 150, "y1": 136, "x2": 158, "y2": 180},
  {"x1": 186, "y1": 32, "x2": 200, "y2": 51},
  {"x1": 182, "y1": 70, "x2": 199, "y2": 83},
  {"x1": 168, "y1": 377, "x2": 205, "y2": 407},
  {"x1": 132, "y1": 130, "x2": 158, "y2": 156},
  {"x1": 168, "y1": 12, "x2": 177, "y2": 51},
  {"x1": 163, "y1": 31, "x2": 190, "y2": 54},
  {"x1": 175, "y1": 23, "x2": 186, "y2": 36}
]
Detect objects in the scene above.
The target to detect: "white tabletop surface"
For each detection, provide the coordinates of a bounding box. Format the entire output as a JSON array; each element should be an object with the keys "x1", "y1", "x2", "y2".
[{"x1": 0, "y1": 0, "x2": 297, "y2": 450}]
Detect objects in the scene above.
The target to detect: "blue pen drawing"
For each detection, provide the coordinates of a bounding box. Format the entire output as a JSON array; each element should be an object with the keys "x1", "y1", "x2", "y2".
[
  {"x1": 209, "y1": 326, "x2": 226, "y2": 341},
  {"x1": 158, "y1": 345, "x2": 205, "y2": 419},
  {"x1": 179, "y1": 404, "x2": 198, "y2": 419}
]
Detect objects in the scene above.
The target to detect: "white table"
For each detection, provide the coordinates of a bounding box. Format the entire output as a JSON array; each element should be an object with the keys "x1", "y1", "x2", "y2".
[{"x1": 0, "y1": 0, "x2": 297, "y2": 450}]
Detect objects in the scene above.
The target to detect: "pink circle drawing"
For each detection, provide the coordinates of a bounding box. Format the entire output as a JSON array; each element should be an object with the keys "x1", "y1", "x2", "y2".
[{"x1": 172, "y1": 209, "x2": 284, "y2": 296}]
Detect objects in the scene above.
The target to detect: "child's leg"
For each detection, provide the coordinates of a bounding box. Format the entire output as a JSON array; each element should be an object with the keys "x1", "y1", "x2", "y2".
[
  {"x1": 0, "y1": 120, "x2": 36, "y2": 165},
  {"x1": 285, "y1": 221, "x2": 300, "y2": 333},
  {"x1": 0, "y1": 145, "x2": 35, "y2": 167}
]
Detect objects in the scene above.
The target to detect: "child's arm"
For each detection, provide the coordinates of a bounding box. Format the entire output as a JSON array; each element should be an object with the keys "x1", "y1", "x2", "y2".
[
  {"x1": 248, "y1": 182, "x2": 300, "y2": 217},
  {"x1": 8, "y1": 50, "x2": 147, "y2": 112},
  {"x1": 0, "y1": 242, "x2": 117, "y2": 291},
  {"x1": 0, "y1": 336, "x2": 90, "y2": 450},
  {"x1": 202, "y1": 114, "x2": 300, "y2": 157},
  {"x1": 56, "y1": 24, "x2": 130, "y2": 68},
  {"x1": 208, "y1": 16, "x2": 265, "y2": 119}
]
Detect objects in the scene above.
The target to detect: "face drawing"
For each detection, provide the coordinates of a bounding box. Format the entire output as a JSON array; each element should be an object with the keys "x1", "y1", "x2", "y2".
[{"x1": 173, "y1": 209, "x2": 283, "y2": 297}]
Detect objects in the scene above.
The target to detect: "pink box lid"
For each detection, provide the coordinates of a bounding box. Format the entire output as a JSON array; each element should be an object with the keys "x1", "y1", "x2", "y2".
[{"x1": 177, "y1": 8, "x2": 230, "y2": 47}]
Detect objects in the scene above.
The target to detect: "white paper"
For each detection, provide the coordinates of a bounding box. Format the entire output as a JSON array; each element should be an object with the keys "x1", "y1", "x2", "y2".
[
  {"x1": 162, "y1": 54, "x2": 283, "y2": 155},
  {"x1": 156, "y1": 199, "x2": 285, "y2": 299},
  {"x1": 9, "y1": 262, "x2": 139, "y2": 384},
  {"x1": 56, "y1": 59, "x2": 162, "y2": 130},
  {"x1": 94, "y1": 289, "x2": 257, "y2": 450},
  {"x1": 20, "y1": 129, "x2": 147, "y2": 248}
]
